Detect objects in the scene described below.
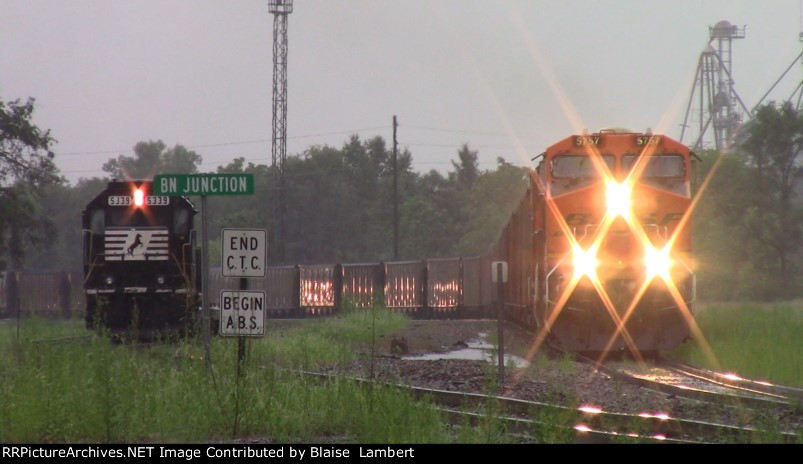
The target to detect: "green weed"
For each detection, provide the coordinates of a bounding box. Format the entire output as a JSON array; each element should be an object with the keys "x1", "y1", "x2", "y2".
[{"x1": 669, "y1": 300, "x2": 803, "y2": 387}]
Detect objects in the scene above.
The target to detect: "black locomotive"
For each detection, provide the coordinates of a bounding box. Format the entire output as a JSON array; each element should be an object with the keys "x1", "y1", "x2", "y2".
[{"x1": 82, "y1": 180, "x2": 198, "y2": 337}]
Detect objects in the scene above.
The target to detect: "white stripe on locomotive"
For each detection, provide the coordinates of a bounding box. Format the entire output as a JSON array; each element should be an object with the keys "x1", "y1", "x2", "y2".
[{"x1": 104, "y1": 228, "x2": 169, "y2": 261}]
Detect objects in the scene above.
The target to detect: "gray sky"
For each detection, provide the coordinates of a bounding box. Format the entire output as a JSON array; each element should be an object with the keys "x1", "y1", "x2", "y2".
[{"x1": 3, "y1": 0, "x2": 803, "y2": 184}]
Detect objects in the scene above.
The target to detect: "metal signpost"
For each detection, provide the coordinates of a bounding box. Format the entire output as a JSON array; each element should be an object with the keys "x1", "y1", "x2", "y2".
[
  {"x1": 492, "y1": 261, "x2": 508, "y2": 385},
  {"x1": 221, "y1": 228, "x2": 267, "y2": 374},
  {"x1": 153, "y1": 173, "x2": 256, "y2": 372}
]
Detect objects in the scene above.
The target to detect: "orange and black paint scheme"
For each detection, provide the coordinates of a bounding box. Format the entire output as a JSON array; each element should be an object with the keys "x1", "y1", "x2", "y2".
[
  {"x1": 82, "y1": 180, "x2": 198, "y2": 338},
  {"x1": 531, "y1": 130, "x2": 695, "y2": 352}
]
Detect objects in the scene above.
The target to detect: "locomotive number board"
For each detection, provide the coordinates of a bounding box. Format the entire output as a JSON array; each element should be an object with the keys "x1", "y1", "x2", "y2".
[
  {"x1": 572, "y1": 135, "x2": 602, "y2": 147},
  {"x1": 634, "y1": 135, "x2": 663, "y2": 146},
  {"x1": 107, "y1": 196, "x2": 170, "y2": 206}
]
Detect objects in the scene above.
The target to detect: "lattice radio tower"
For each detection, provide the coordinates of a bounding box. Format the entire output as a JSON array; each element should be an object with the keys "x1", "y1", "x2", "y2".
[
  {"x1": 269, "y1": 0, "x2": 292, "y2": 261},
  {"x1": 680, "y1": 20, "x2": 751, "y2": 151}
]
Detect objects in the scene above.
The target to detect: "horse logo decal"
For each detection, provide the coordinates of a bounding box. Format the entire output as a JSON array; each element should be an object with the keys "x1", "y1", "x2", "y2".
[{"x1": 127, "y1": 233, "x2": 144, "y2": 256}]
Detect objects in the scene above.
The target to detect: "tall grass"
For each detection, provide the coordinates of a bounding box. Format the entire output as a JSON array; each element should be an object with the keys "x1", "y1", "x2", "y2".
[
  {"x1": 0, "y1": 309, "x2": 459, "y2": 443},
  {"x1": 669, "y1": 300, "x2": 803, "y2": 387}
]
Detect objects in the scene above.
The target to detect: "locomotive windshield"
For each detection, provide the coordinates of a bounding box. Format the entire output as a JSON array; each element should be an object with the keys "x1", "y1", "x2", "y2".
[
  {"x1": 552, "y1": 154, "x2": 615, "y2": 178},
  {"x1": 622, "y1": 155, "x2": 684, "y2": 178},
  {"x1": 623, "y1": 154, "x2": 688, "y2": 195},
  {"x1": 551, "y1": 154, "x2": 615, "y2": 195},
  {"x1": 108, "y1": 208, "x2": 172, "y2": 228}
]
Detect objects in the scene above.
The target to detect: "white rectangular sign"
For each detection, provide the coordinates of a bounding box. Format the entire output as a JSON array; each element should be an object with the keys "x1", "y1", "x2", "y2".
[
  {"x1": 219, "y1": 290, "x2": 265, "y2": 337},
  {"x1": 491, "y1": 261, "x2": 508, "y2": 283},
  {"x1": 222, "y1": 228, "x2": 267, "y2": 277}
]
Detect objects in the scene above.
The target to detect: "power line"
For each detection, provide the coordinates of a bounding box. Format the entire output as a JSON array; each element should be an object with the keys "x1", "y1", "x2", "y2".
[
  {"x1": 403, "y1": 123, "x2": 516, "y2": 137},
  {"x1": 54, "y1": 122, "x2": 540, "y2": 159},
  {"x1": 402, "y1": 141, "x2": 534, "y2": 149},
  {"x1": 54, "y1": 121, "x2": 535, "y2": 176},
  {"x1": 55, "y1": 126, "x2": 391, "y2": 158}
]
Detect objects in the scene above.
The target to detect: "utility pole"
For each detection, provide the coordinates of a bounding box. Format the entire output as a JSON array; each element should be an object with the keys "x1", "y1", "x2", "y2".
[
  {"x1": 392, "y1": 115, "x2": 399, "y2": 260},
  {"x1": 269, "y1": 0, "x2": 292, "y2": 262}
]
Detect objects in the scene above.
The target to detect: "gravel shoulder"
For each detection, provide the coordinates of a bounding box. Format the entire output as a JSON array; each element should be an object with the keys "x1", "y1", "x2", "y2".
[{"x1": 319, "y1": 319, "x2": 802, "y2": 435}]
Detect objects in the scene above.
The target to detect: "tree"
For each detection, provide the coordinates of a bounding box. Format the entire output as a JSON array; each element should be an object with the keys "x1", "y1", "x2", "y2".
[
  {"x1": 400, "y1": 170, "x2": 458, "y2": 257},
  {"x1": 736, "y1": 102, "x2": 803, "y2": 298},
  {"x1": 0, "y1": 98, "x2": 59, "y2": 187},
  {"x1": 0, "y1": 97, "x2": 60, "y2": 269},
  {"x1": 22, "y1": 177, "x2": 108, "y2": 271},
  {"x1": 102, "y1": 140, "x2": 202, "y2": 179},
  {"x1": 692, "y1": 149, "x2": 761, "y2": 299},
  {"x1": 451, "y1": 143, "x2": 479, "y2": 189},
  {"x1": 457, "y1": 158, "x2": 529, "y2": 255}
]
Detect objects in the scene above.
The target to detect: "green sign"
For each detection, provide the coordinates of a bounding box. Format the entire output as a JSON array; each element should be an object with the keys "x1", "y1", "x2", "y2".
[{"x1": 153, "y1": 174, "x2": 254, "y2": 196}]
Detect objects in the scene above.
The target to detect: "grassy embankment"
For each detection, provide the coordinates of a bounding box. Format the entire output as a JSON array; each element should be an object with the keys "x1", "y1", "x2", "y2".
[
  {"x1": 0, "y1": 310, "x2": 464, "y2": 443},
  {"x1": 669, "y1": 300, "x2": 803, "y2": 388}
]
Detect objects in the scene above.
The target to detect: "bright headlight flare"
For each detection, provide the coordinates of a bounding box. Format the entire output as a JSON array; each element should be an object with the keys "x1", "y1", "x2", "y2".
[
  {"x1": 572, "y1": 244, "x2": 598, "y2": 279},
  {"x1": 606, "y1": 181, "x2": 631, "y2": 219},
  {"x1": 645, "y1": 245, "x2": 672, "y2": 280},
  {"x1": 133, "y1": 188, "x2": 145, "y2": 207}
]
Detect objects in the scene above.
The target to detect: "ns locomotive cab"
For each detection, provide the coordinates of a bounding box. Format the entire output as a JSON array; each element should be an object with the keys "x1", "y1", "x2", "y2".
[
  {"x1": 82, "y1": 180, "x2": 198, "y2": 337},
  {"x1": 532, "y1": 130, "x2": 695, "y2": 352}
]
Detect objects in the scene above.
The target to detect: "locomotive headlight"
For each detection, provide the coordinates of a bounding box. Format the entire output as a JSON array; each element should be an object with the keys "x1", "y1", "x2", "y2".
[
  {"x1": 572, "y1": 245, "x2": 598, "y2": 279},
  {"x1": 606, "y1": 181, "x2": 631, "y2": 219},
  {"x1": 133, "y1": 188, "x2": 145, "y2": 207},
  {"x1": 104, "y1": 275, "x2": 114, "y2": 286},
  {"x1": 156, "y1": 275, "x2": 166, "y2": 285},
  {"x1": 645, "y1": 245, "x2": 672, "y2": 280}
]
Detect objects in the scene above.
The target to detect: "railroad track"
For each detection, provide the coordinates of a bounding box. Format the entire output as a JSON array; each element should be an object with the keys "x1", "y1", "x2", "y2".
[
  {"x1": 581, "y1": 354, "x2": 798, "y2": 411},
  {"x1": 26, "y1": 334, "x2": 93, "y2": 345},
  {"x1": 292, "y1": 369, "x2": 797, "y2": 443},
  {"x1": 657, "y1": 358, "x2": 803, "y2": 403}
]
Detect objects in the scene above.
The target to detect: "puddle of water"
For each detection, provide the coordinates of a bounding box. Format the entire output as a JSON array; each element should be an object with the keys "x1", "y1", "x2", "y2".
[{"x1": 403, "y1": 332, "x2": 530, "y2": 368}]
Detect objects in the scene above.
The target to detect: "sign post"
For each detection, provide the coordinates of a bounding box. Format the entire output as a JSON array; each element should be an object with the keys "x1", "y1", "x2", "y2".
[
  {"x1": 492, "y1": 261, "x2": 508, "y2": 386},
  {"x1": 221, "y1": 228, "x2": 267, "y2": 373},
  {"x1": 153, "y1": 173, "x2": 256, "y2": 373}
]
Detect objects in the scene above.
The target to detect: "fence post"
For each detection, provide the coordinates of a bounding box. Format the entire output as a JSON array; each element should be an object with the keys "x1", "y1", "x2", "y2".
[
  {"x1": 60, "y1": 272, "x2": 72, "y2": 319},
  {"x1": 8, "y1": 272, "x2": 20, "y2": 339}
]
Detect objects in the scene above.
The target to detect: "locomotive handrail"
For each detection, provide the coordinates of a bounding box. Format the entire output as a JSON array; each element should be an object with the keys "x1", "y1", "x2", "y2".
[
  {"x1": 180, "y1": 242, "x2": 193, "y2": 288},
  {"x1": 83, "y1": 255, "x2": 103, "y2": 287},
  {"x1": 570, "y1": 223, "x2": 596, "y2": 241},
  {"x1": 544, "y1": 253, "x2": 571, "y2": 307},
  {"x1": 642, "y1": 223, "x2": 669, "y2": 241},
  {"x1": 169, "y1": 252, "x2": 193, "y2": 290}
]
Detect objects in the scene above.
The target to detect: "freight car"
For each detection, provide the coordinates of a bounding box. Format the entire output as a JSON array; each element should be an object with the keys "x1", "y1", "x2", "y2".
[
  {"x1": 205, "y1": 259, "x2": 494, "y2": 319},
  {"x1": 203, "y1": 130, "x2": 695, "y2": 354},
  {"x1": 82, "y1": 180, "x2": 199, "y2": 338}
]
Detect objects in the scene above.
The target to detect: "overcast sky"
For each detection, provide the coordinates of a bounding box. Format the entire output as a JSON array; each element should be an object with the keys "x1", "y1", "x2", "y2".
[{"x1": 3, "y1": 0, "x2": 803, "y2": 184}]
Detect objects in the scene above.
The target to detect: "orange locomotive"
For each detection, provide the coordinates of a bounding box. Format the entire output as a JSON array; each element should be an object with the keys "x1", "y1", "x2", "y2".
[{"x1": 530, "y1": 129, "x2": 695, "y2": 352}]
